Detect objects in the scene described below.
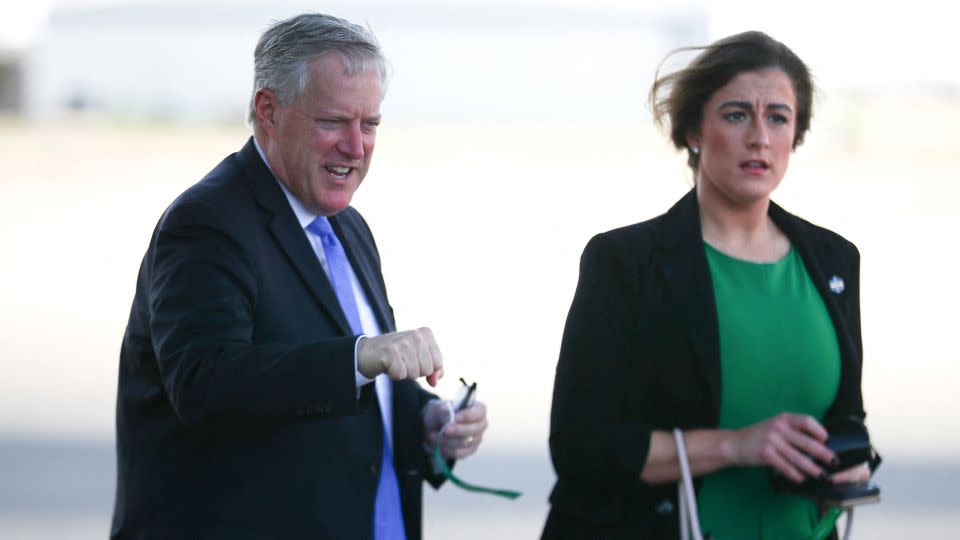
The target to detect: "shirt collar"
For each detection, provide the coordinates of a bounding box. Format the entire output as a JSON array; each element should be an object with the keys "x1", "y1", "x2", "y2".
[{"x1": 253, "y1": 135, "x2": 317, "y2": 230}]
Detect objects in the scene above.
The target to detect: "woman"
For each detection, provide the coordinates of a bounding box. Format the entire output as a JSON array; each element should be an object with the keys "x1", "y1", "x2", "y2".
[{"x1": 543, "y1": 31, "x2": 872, "y2": 539}]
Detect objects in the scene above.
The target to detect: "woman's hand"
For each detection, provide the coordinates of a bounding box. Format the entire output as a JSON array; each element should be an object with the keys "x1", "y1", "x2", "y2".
[
  {"x1": 829, "y1": 462, "x2": 871, "y2": 484},
  {"x1": 730, "y1": 413, "x2": 837, "y2": 483}
]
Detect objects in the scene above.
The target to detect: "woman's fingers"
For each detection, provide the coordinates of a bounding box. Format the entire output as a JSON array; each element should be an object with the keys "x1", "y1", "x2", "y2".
[
  {"x1": 735, "y1": 413, "x2": 836, "y2": 482},
  {"x1": 778, "y1": 439, "x2": 825, "y2": 480},
  {"x1": 830, "y1": 462, "x2": 871, "y2": 484},
  {"x1": 783, "y1": 427, "x2": 835, "y2": 468},
  {"x1": 764, "y1": 447, "x2": 806, "y2": 483}
]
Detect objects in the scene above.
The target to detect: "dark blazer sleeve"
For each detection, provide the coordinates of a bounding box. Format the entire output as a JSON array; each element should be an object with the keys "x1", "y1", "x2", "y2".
[
  {"x1": 145, "y1": 197, "x2": 361, "y2": 428},
  {"x1": 549, "y1": 232, "x2": 655, "y2": 516}
]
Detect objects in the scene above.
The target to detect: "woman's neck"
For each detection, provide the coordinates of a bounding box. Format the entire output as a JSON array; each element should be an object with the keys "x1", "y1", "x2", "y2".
[{"x1": 697, "y1": 184, "x2": 789, "y2": 263}]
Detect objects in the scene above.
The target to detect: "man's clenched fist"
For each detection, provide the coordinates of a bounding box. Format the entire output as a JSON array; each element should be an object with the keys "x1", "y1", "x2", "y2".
[{"x1": 357, "y1": 327, "x2": 444, "y2": 386}]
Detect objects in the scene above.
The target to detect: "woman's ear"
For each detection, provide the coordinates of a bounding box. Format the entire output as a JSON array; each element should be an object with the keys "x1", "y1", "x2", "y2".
[{"x1": 685, "y1": 131, "x2": 700, "y2": 154}]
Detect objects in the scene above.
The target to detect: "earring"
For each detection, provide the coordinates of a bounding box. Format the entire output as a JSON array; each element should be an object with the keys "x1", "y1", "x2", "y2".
[{"x1": 691, "y1": 146, "x2": 700, "y2": 155}]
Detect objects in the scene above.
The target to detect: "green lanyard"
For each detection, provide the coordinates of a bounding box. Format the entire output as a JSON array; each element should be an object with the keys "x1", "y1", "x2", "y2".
[
  {"x1": 430, "y1": 379, "x2": 521, "y2": 499},
  {"x1": 433, "y1": 439, "x2": 522, "y2": 500},
  {"x1": 809, "y1": 507, "x2": 843, "y2": 540},
  {"x1": 430, "y1": 443, "x2": 521, "y2": 499}
]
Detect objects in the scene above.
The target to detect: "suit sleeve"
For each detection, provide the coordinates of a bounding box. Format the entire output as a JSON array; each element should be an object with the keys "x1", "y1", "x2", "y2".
[
  {"x1": 549, "y1": 234, "x2": 654, "y2": 500},
  {"x1": 146, "y1": 198, "x2": 365, "y2": 428},
  {"x1": 417, "y1": 388, "x2": 449, "y2": 489}
]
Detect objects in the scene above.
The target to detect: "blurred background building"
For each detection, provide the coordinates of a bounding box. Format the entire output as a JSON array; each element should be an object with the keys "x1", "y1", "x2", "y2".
[
  {"x1": 20, "y1": 1, "x2": 705, "y2": 122},
  {"x1": 1, "y1": 0, "x2": 958, "y2": 538}
]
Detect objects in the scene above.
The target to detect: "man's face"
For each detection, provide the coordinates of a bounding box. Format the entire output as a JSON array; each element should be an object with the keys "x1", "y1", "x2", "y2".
[{"x1": 261, "y1": 54, "x2": 383, "y2": 216}]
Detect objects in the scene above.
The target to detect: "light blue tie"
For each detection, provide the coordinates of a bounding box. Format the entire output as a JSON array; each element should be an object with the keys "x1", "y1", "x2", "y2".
[{"x1": 305, "y1": 216, "x2": 407, "y2": 540}]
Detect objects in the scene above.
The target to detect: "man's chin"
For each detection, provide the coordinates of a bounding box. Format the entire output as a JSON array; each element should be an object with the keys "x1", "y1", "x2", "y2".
[{"x1": 312, "y1": 196, "x2": 354, "y2": 217}]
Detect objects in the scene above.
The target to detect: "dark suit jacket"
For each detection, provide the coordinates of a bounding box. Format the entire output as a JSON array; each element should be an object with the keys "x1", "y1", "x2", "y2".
[
  {"x1": 543, "y1": 190, "x2": 865, "y2": 539},
  {"x1": 112, "y1": 137, "x2": 442, "y2": 539}
]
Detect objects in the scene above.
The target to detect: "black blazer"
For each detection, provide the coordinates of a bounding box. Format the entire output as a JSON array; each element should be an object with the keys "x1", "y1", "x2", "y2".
[
  {"x1": 543, "y1": 190, "x2": 864, "y2": 539},
  {"x1": 112, "y1": 138, "x2": 441, "y2": 539}
]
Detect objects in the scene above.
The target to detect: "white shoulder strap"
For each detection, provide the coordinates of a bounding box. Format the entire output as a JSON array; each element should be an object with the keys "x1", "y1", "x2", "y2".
[{"x1": 674, "y1": 428, "x2": 705, "y2": 540}]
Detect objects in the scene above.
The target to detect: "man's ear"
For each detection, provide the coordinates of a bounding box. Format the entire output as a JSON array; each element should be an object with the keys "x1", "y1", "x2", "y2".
[{"x1": 254, "y1": 88, "x2": 280, "y2": 132}]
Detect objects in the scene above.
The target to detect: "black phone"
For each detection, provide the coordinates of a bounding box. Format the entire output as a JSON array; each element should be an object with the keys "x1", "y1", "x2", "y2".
[
  {"x1": 798, "y1": 481, "x2": 880, "y2": 508},
  {"x1": 770, "y1": 416, "x2": 881, "y2": 506},
  {"x1": 455, "y1": 378, "x2": 477, "y2": 412}
]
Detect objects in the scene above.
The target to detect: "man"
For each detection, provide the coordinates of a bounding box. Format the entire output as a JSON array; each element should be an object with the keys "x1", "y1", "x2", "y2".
[{"x1": 111, "y1": 13, "x2": 487, "y2": 539}]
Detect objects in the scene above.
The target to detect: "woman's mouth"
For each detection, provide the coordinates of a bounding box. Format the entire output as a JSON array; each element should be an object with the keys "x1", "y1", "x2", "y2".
[{"x1": 740, "y1": 160, "x2": 769, "y2": 172}]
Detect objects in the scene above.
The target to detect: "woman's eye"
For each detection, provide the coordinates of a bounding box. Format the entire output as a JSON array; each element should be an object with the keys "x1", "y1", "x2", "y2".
[
  {"x1": 768, "y1": 114, "x2": 789, "y2": 125},
  {"x1": 723, "y1": 111, "x2": 746, "y2": 122}
]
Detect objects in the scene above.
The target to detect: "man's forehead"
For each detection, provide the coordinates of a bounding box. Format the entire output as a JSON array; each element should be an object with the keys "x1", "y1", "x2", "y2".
[{"x1": 307, "y1": 52, "x2": 383, "y2": 83}]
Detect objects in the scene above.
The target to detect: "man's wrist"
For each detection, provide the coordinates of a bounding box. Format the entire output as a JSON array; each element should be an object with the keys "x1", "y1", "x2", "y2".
[{"x1": 353, "y1": 335, "x2": 373, "y2": 389}]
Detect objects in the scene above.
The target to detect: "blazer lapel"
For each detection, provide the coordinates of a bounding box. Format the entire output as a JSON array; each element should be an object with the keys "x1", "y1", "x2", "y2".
[
  {"x1": 769, "y1": 203, "x2": 859, "y2": 413},
  {"x1": 656, "y1": 190, "x2": 722, "y2": 422},
  {"x1": 332, "y1": 214, "x2": 395, "y2": 334},
  {"x1": 238, "y1": 138, "x2": 354, "y2": 336}
]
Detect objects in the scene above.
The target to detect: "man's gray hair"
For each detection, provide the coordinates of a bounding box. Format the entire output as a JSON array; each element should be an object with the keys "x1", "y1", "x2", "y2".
[{"x1": 247, "y1": 13, "x2": 387, "y2": 125}]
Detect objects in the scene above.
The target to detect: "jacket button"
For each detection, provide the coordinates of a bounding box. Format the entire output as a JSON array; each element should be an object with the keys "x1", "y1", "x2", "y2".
[
  {"x1": 369, "y1": 463, "x2": 379, "y2": 477},
  {"x1": 655, "y1": 499, "x2": 674, "y2": 515}
]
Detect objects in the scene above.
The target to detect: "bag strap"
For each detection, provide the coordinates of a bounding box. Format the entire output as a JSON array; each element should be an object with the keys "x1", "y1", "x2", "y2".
[{"x1": 674, "y1": 428, "x2": 704, "y2": 540}]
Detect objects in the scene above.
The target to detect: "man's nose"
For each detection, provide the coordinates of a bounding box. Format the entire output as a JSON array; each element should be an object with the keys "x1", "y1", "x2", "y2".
[{"x1": 337, "y1": 123, "x2": 365, "y2": 159}]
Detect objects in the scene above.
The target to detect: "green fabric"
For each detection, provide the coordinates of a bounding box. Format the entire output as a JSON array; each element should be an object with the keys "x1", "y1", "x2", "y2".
[{"x1": 696, "y1": 243, "x2": 841, "y2": 540}]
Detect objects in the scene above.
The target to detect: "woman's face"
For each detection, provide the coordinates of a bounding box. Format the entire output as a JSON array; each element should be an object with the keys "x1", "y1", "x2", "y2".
[{"x1": 689, "y1": 69, "x2": 797, "y2": 208}]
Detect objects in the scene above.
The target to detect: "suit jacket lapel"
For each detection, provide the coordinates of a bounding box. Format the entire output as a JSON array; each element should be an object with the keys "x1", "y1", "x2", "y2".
[
  {"x1": 656, "y1": 190, "x2": 722, "y2": 422},
  {"x1": 238, "y1": 137, "x2": 354, "y2": 336},
  {"x1": 331, "y1": 214, "x2": 395, "y2": 334}
]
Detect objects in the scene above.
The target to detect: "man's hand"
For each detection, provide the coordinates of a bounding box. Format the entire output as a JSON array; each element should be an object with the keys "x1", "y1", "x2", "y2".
[
  {"x1": 423, "y1": 400, "x2": 488, "y2": 460},
  {"x1": 356, "y1": 328, "x2": 444, "y2": 386}
]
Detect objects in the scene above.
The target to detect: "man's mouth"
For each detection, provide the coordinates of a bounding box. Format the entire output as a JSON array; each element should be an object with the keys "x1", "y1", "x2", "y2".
[{"x1": 325, "y1": 166, "x2": 352, "y2": 179}]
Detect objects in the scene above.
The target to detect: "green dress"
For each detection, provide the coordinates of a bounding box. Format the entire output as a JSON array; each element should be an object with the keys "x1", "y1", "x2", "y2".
[{"x1": 696, "y1": 243, "x2": 841, "y2": 540}]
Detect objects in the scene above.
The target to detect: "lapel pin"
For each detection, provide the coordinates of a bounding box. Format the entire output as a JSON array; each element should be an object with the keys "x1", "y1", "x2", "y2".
[{"x1": 829, "y1": 276, "x2": 845, "y2": 294}]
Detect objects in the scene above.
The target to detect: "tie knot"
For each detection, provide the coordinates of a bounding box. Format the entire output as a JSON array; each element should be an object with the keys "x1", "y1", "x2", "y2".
[{"x1": 306, "y1": 216, "x2": 337, "y2": 246}]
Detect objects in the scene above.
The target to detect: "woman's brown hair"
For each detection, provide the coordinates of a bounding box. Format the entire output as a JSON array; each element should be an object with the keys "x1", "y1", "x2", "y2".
[{"x1": 649, "y1": 31, "x2": 814, "y2": 171}]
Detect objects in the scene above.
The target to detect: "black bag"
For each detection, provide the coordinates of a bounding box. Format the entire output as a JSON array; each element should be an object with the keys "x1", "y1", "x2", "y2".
[{"x1": 771, "y1": 416, "x2": 882, "y2": 507}]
